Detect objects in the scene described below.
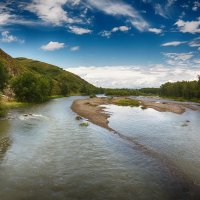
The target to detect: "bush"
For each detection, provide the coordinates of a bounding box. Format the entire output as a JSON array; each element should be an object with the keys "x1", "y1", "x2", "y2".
[
  {"x1": 0, "y1": 62, "x2": 8, "y2": 91},
  {"x1": 114, "y1": 99, "x2": 140, "y2": 107},
  {"x1": 11, "y1": 73, "x2": 52, "y2": 103},
  {"x1": 80, "y1": 122, "x2": 89, "y2": 127},
  {"x1": 90, "y1": 94, "x2": 96, "y2": 98},
  {"x1": 0, "y1": 97, "x2": 7, "y2": 117}
]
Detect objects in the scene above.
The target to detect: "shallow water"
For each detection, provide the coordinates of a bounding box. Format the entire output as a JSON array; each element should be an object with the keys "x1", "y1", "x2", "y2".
[{"x1": 0, "y1": 97, "x2": 200, "y2": 200}]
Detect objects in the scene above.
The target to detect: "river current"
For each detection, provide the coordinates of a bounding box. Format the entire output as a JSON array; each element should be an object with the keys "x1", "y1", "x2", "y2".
[{"x1": 0, "y1": 97, "x2": 200, "y2": 200}]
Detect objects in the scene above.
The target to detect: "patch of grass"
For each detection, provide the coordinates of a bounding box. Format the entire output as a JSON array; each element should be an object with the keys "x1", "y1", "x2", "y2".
[
  {"x1": 114, "y1": 99, "x2": 140, "y2": 107},
  {"x1": 90, "y1": 94, "x2": 96, "y2": 98},
  {"x1": 0, "y1": 103, "x2": 7, "y2": 117},
  {"x1": 49, "y1": 95, "x2": 64, "y2": 99},
  {"x1": 80, "y1": 122, "x2": 89, "y2": 127},
  {"x1": 3, "y1": 101, "x2": 31, "y2": 109}
]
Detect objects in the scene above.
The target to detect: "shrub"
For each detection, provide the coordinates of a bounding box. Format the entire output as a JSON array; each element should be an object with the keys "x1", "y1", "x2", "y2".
[
  {"x1": 0, "y1": 97, "x2": 7, "y2": 117},
  {"x1": 0, "y1": 62, "x2": 8, "y2": 91},
  {"x1": 114, "y1": 99, "x2": 140, "y2": 107},
  {"x1": 90, "y1": 94, "x2": 96, "y2": 98},
  {"x1": 11, "y1": 73, "x2": 52, "y2": 103},
  {"x1": 80, "y1": 122, "x2": 89, "y2": 127}
]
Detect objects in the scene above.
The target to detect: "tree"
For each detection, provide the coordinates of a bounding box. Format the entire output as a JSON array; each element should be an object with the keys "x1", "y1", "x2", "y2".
[
  {"x1": 11, "y1": 73, "x2": 51, "y2": 103},
  {"x1": 60, "y1": 82, "x2": 69, "y2": 96},
  {"x1": 0, "y1": 62, "x2": 8, "y2": 91}
]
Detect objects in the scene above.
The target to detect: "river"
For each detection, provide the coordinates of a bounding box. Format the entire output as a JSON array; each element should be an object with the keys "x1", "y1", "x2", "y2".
[{"x1": 0, "y1": 97, "x2": 200, "y2": 200}]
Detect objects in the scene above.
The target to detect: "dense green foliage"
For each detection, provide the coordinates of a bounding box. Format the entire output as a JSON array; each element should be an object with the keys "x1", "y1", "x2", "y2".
[
  {"x1": 160, "y1": 77, "x2": 200, "y2": 100},
  {"x1": 0, "y1": 62, "x2": 8, "y2": 91},
  {"x1": 0, "y1": 95, "x2": 7, "y2": 117},
  {"x1": 0, "y1": 48, "x2": 101, "y2": 104},
  {"x1": 139, "y1": 88, "x2": 160, "y2": 95},
  {"x1": 0, "y1": 101, "x2": 7, "y2": 117},
  {"x1": 105, "y1": 88, "x2": 160, "y2": 96},
  {"x1": 105, "y1": 88, "x2": 139, "y2": 96},
  {"x1": 11, "y1": 73, "x2": 52, "y2": 103},
  {"x1": 16, "y1": 58, "x2": 98, "y2": 96},
  {"x1": 113, "y1": 99, "x2": 140, "y2": 107}
]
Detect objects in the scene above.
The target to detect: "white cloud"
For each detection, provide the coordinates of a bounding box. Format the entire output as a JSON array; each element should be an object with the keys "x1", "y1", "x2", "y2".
[
  {"x1": 1, "y1": 31, "x2": 24, "y2": 43},
  {"x1": 100, "y1": 26, "x2": 130, "y2": 38},
  {"x1": 194, "y1": 59, "x2": 200, "y2": 64},
  {"x1": 113, "y1": 26, "x2": 130, "y2": 32},
  {"x1": 69, "y1": 26, "x2": 92, "y2": 35},
  {"x1": 189, "y1": 37, "x2": 200, "y2": 48},
  {"x1": 87, "y1": 0, "x2": 150, "y2": 31},
  {"x1": 41, "y1": 41, "x2": 65, "y2": 51},
  {"x1": 66, "y1": 64, "x2": 200, "y2": 88},
  {"x1": 163, "y1": 52, "x2": 194, "y2": 61},
  {"x1": 0, "y1": 13, "x2": 12, "y2": 25},
  {"x1": 161, "y1": 41, "x2": 187, "y2": 46},
  {"x1": 26, "y1": 0, "x2": 79, "y2": 26},
  {"x1": 1, "y1": 31, "x2": 17, "y2": 43},
  {"x1": 148, "y1": 28, "x2": 162, "y2": 34},
  {"x1": 154, "y1": 3, "x2": 168, "y2": 18},
  {"x1": 192, "y1": 1, "x2": 200, "y2": 11},
  {"x1": 70, "y1": 46, "x2": 80, "y2": 51},
  {"x1": 175, "y1": 18, "x2": 200, "y2": 34},
  {"x1": 166, "y1": 0, "x2": 177, "y2": 7}
]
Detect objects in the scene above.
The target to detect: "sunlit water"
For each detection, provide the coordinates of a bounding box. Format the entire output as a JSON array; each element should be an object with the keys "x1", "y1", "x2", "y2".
[{"x1": 0, "y1": 97, "x2": 200, "y2": 200}]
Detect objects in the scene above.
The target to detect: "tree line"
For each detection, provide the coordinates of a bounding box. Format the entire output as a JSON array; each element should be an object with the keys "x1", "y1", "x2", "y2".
[{"x1": 160, "y1": 76, "x2": 200, "y2": 100}]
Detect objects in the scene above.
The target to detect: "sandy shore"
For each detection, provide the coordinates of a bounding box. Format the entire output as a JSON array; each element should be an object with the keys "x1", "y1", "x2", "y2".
[
  {"x1": 71, "y1": 97, "x2": 114, "y2": 131},
  {"x1": 71, "y1": 97, "x2": 198, "y2": 131},
  {"x1": 71, "y1": 97, "x2": 200, "y2": 198},
  {"x1": 140, "y1": 100, "x2": 198, "y2": 114}
]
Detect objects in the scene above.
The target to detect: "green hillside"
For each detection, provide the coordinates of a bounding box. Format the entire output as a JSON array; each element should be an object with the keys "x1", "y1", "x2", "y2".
[
  {"x1": 0, "y1": 49, "x2": 98, "y2": 95},
  {"x1": 0, "y1": 48, "x2": 99, "y2": 102},
  {"x1": 16, "y1": 57, "x2": 97, "y2": 95}
]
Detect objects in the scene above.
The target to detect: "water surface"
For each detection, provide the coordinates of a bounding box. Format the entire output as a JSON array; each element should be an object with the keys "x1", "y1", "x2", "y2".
[{"x1": 0, "y1": 97, "x2": 200, "y2": 200}]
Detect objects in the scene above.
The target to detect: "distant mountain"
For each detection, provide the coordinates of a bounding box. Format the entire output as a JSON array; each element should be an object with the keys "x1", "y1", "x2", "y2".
[{"x1": 0, "y1": 48, "x2": 97, "y2": 96}]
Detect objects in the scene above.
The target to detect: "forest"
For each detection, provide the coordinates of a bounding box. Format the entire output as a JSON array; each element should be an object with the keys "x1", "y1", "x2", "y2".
[{"x1": 105, "y1": 76, "x2": 200, "y2": 102}]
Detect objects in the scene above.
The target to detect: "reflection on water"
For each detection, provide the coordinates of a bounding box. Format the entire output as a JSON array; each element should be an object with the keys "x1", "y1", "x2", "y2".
[
  {"x1": 0, "y1": 97, "x2": 200, "y2": 200},
  {"x1": 0, "y1": 120, "x2": 11, "y2": 160}
]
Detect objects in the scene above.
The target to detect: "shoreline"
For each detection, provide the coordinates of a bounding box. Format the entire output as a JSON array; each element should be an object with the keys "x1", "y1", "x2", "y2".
[
  {"x1": 71, "y1": 96, "x2": 200, "y2": 199},
  {"x1": 71, "y1": 97, "x2": 199, "y2": 132}
]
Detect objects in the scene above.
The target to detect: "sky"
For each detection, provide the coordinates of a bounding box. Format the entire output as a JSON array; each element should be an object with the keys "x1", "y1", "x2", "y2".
[{"x1": 0, "y1": 0, "x2": 200, "y2": 88}]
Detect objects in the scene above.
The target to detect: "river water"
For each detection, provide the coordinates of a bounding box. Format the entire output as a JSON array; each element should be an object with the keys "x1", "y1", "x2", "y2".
[{"x1": 0, "y1": 97, "x2": 200, "y2": 200}]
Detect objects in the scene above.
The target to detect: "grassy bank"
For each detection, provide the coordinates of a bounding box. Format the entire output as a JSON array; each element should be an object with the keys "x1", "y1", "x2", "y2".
[
  {"x1": 113, "y1": 99, "x2": 140, "y2": 107},
  {"x1": 0, "y1": 98, "x2": 33, "y2": 118}
]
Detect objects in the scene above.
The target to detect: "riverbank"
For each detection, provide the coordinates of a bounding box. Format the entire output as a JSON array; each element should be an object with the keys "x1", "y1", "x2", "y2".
[{"x1": 71, "y1": 97, "x2": 199, "y2": 132}]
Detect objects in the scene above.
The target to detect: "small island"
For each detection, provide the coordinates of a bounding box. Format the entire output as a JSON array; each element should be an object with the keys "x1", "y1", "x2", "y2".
[{"x1": 72, "y1": 96, "x2": 199, "y2": 132}]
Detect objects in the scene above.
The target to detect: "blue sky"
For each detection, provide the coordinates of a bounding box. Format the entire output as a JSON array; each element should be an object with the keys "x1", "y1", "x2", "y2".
[{"x1": 0, "y1": 0, "x2": 200, "y2": 88}]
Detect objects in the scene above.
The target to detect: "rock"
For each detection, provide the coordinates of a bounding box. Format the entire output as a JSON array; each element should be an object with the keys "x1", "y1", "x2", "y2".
[{"x1": 75, "y1": 116, "x2": 82, "y2": 120}]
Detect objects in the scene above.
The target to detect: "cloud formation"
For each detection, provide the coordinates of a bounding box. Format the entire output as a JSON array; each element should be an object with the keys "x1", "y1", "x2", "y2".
[
  {"x1": 67, "y1": 64, "x2": 200, "y2": 88},
  {"x1": 175, "y1": 18, "x2": 200, "y2": 34},
  {"x1": 26, "y1": 0, "x2": 77, "y2": 25},
  {"x1": 1, "y1": 31, "x2": 24, "y2": 43},
  {"x1": 100, "y1": 26, "x2": 130, "y2": 38},
  {"x1": 0, "y1": 13, "x2": 12, "y2": 25},
  {"x1": 87, "y1": 0, "x2": 150, "y2": 31},
  {"x1": 69, "y1": 26, "x2": 92, "y2": 35},
  {"x1": 41, "y1": 41, "x2": 65, "y2": 51},
  {"x1": 161, "y1": 41, "x2": 186, "y2": 46},
  {"x1": 148, "y1": 28, "x2": 162, "y2": 34},
  {"x1": 70, "y1": 46, "x2": 80, "y2": 51}
]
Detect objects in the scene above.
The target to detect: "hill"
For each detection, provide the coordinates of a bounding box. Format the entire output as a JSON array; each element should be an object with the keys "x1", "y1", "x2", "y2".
[{"x1": 0, "y1": 48, "x2": 98, "y2": 98}]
